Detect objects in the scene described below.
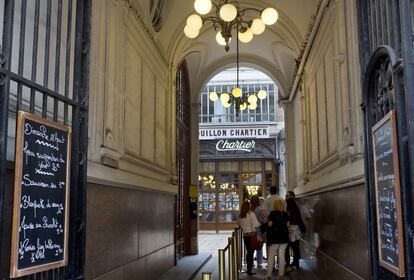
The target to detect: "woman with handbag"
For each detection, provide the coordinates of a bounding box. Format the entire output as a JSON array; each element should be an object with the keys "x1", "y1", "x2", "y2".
[
  {"x1": 238, "y1": 201, "x2": 261, "y2": 275},
  {"x1": 250, "y1": 195, "x2": 267, "y2": 268},
  {"x1": 261, "y1": 199, "x2": 289, "y2": 279}
]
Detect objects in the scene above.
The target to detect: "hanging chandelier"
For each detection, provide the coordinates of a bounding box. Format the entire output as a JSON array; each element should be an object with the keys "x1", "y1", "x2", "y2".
[
  {"x1": 208, "y1": 32, "x2": 268, "y2": 116},
  {"x1": 184, "y1": 0, "x2": 279, "y2": 51}
]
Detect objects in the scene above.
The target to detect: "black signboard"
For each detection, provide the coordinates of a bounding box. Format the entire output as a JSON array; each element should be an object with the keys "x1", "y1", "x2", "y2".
[
  {"x1": 10, "y1": 112, "x2": 71, "y2": 278},
  {"x1": 372, "y1": 111, "x2": 405, "y2": 277}
]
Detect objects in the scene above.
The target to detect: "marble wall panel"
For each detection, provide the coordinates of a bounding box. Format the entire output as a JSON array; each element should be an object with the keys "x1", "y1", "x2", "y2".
[
  {"x1": 297, "y1": 184, "x2": 369, "y2": 279},
  {"x1": 86, "y1": 183, "x2": 175, "y2": 279}
]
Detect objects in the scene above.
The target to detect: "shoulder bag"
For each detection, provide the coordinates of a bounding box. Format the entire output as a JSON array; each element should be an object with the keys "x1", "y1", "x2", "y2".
[{"x1": 248, "y1": 212, "x2": 262, "y2": 250}]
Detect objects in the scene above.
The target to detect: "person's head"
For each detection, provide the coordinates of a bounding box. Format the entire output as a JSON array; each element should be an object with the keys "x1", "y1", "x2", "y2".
[
  {"x1": 250, "y1": 195, "x2": 260, "y2": 210},
  {"x1": 286, "y1": 191, "x2": 295, "y2": 200},
  {"x1": 273, "y1": 199, "x2": 285, "y2": 212},
  {"x1": 259, "y1": 197, "x2": 265, "y2": 206},
  {"x1": 269, "y1": 186, "x2": 278, "y2": 195},
  {"x1": 240, "y1": 201, "x2": 251, "y2": 218}
]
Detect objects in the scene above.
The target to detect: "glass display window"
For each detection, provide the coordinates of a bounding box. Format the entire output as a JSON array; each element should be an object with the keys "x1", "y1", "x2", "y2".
[
  {"x1": 198, "y1": 192, "x2": 216, "y2": 211},
  {"x1": 218, "y1": 212, "x2": 238, "y2": 223},
  {"x1": 242, "y1": 172, "x2": 263, "y2": 200},
  {"x1": 198, "y1": 172, "x2": 242, "y2": 229},
  {"x1": 218, "y1": 173, "x2": 239, "y2": 190},
  {"x1": 199, "y1": 174, "x2": 217, "y2": 191}
]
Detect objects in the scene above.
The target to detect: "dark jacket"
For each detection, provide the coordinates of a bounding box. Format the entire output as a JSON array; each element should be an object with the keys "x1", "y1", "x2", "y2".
[
  {"x1": 286, "y1": 198, "x2": 306, "y2": 233},
  {"x1": 261, "y1": 210, "x2": 289, "y2": 244}
]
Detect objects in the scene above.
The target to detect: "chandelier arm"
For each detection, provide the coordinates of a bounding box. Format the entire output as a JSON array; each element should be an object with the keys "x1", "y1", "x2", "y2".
[
  {"x1": 239, "y1": 7, "x2": 263, "y2": 14},
  {"x1": 203, "y1": 16, "x2": 223, "y2": 25}
]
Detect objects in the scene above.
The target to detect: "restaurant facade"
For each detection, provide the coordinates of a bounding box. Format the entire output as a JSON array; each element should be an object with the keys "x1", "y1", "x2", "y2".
[{"x1": 197, "y1": 68, "x2": 284, "y2": 231}]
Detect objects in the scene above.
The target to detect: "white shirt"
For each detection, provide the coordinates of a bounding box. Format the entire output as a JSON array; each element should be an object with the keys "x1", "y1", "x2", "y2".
[
  {"x1": 263, "y1": 195, "x2": 286, "y2": 214},
  {"x1": 239, "y1": 211, "x2": 260, "y2": 233}
]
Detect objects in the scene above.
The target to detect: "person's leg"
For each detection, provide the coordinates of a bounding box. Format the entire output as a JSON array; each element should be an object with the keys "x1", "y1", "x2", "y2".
[
  {"x1": 266, "y1": 244, "x2": 277, "y2": 277},
  {"x1": 243, "y1": 236, "x2": 254, "y2": 273},
  {"x1": 256, "y1": 247, "x2": 263, "y2": 267},
  {"x1": 285, "y1": 242, "x2": 291, "y2": 267},
  {"x1": 292, "y1": 240, "x2": 300, "y2": 268},
  {"x1": 277, "y1": 243, "x2": 288, "y2": 277}
]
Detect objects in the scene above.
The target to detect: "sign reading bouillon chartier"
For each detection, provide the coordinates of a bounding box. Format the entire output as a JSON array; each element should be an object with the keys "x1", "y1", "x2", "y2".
[{"x1": 199, "y1": 127, "x2": 270, "y2": 139}]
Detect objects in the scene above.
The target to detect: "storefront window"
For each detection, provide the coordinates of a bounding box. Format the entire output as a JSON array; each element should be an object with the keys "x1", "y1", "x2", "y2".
[
  {"x1": 218, "y1": 191, "x2": 240, "y2": 211},
  {"x1": 199, "y1": 192, "x2": 216, "y2": 211},
  {"x1": 199, "y1": 174, "x2": 216, "y2": 191},
  {"x1": 242, "y1": 173, "x2": 262, "y2": 200},
  {"x1": 218, "y1": 212, "x2": 238, "y2": 223}
]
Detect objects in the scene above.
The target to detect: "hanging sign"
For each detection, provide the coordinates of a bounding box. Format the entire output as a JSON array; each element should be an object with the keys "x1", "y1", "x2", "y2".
[
  {"x1": 199, "y1": 127, "x2": 270, "y2": 140},
  {"x1": 10, "y1": 111, "x2": 71, "y2": 278},
  {"x1": 372, "y1": 110, "x2": 405, "y2": 277}
]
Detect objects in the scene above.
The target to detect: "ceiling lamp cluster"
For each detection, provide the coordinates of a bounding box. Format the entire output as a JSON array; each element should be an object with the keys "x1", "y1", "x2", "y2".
[
  {"x1": 184, "y1": 0, "x2": 279, "y2": 51},
  {"x1": 208, "y1": 37, "x2": 268, "y2": 116}
]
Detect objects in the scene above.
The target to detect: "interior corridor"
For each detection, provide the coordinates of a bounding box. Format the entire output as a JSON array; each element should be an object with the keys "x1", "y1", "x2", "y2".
[{"x1": 1, "y1": 0, "x2": 414, "y2": 280}]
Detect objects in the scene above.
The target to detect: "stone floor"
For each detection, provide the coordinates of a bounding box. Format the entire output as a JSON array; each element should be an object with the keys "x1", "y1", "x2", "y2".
[{"x1": 196, "y1": 231, "x2": 320, "y2": 280}]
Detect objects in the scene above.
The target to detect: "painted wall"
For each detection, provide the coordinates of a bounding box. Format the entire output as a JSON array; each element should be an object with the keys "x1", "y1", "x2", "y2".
[
  {"x1": 87, "y1": 1, "x2": 178, "y2": 278},
  {"x1": 285, "y1": 1, "x2": 368, "y2": 279}
]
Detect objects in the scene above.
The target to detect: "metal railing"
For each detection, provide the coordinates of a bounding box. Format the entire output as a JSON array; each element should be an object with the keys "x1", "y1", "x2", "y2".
[
  {"x1": 218, "y1": 227, "x2": 244, "y2": 280},
  {"x1": 200, "y1": 227, "x2": 245, "y2": 280}
]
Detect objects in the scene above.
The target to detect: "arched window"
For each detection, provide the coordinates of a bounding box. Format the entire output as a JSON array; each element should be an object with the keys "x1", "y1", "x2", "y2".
[{"x1": 149, "y1": 0, "x2": 164, "y2": 31}]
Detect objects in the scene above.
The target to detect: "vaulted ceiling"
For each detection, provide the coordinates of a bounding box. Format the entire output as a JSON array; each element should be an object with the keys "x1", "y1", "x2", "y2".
[{"x1": 138, "y1": 0, "x2": 320, "y2": 99}]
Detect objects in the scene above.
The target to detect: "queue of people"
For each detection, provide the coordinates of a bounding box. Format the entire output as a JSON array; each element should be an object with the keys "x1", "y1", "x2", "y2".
[{"x1": 238, "y1": 187, "x2": 306, "y2": 279}]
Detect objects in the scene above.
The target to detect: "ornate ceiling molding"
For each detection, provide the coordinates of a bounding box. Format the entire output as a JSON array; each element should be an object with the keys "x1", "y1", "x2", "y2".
[{"x1": 123, "y1": 0, "x2": 168, "y2": 65}]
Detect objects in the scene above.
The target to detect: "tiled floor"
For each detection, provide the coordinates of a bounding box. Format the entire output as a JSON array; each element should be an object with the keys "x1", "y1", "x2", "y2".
[{"x1": 196, "y1": 231, "x2": 320, "y2": 280}]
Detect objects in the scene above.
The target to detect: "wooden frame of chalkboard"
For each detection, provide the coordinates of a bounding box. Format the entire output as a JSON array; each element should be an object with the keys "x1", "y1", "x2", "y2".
[
  {"x1": 372, "y1": 110, "x2": 405, "y2": 277},
  {"x1": 10, "y1": 112, "x2": 71, "y2": 278}
]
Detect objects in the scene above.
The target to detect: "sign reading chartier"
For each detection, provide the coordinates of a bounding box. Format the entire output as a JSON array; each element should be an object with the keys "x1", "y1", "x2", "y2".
[
  {"x1": 216, "y1": 139, "x2": 256, "y2": 152},
  {"x1": 199, "y1": 127, "x2": 269, "y2": 140}
]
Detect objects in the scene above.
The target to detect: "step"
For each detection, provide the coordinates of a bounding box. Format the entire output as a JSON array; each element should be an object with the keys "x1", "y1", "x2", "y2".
[{"x1": 158, "y1": 252, "x2": 212, "y2": 280}]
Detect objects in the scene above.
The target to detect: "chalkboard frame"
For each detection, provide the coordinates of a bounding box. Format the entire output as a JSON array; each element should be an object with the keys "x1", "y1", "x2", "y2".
[
  {"x1": 10, "y1": 111, "x2": 71, "y2": 278},
  {"x1": 372, "y1": 110, "x2": 405, "y2": 277}
]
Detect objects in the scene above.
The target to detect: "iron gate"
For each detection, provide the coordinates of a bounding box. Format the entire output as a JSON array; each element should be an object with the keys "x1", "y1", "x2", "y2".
[
  {"x1": 175, "y1": 61, "x2": 191, "y2": 259},
  {"x1": 360, "y1": 0, "x2": 414, "y2": 279},
  {"x1": 0, "y1": 0, "x2": 90, "y2": 279}
]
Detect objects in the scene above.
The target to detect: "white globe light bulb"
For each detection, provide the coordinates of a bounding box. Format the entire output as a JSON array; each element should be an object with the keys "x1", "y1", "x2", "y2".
[
  {"x1": 184, "y1": 25, "x2": 199, "y2": 38},
  {"x1": 257, "y1": 89, "x2": 267, "y2": 99},
  {"x1": 238, "y1": 28, "x2": 253, "y2": 43},
  {"x1": 248, "y1": 94, "x2": 258, "y2": 104},
  {"x1": 187, "y1": 14, "x2": 203, "y2": 30},
  {"x1": 232, "y1": 87, "x2": 242, "y2": 98},
  {"x1": 261, "y1": 7, "x2": 278, "y2": 25},
  {"x1": 248, "y1": 102, "x2": 257, "y2": 110},
  {"x1": 223, "y1": 101, "x2": 232, "y2": 108},
  {"x1": 209, "y1": 91, "x2": 218, "y2": 101},
  {"x1": 220, "y1": 92, "x2": 230, "y2": 104},
  {"x1": 219, "y1": 4, "x2": 237, "y2": 22},
  {"x1": 240, "y1": 102, "x2": 247, "y2": 111},
  {"x1": 194, "y1": 0, "x2": 212, "y2": 15},
  {"x1": 251, "y1": 18, "x2": 266, "y2": 35},
  {"x1": 216, "y1": 31, "x2": 226, "y2": 46}
]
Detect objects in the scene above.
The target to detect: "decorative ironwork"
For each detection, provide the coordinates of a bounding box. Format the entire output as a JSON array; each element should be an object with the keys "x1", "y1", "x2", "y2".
[
  {"x1": 369, "y1": 57, "x2": 395, "y2": 124},
  {"x1": 0, "y1": 0, "x2": 91, "y2": 278}
]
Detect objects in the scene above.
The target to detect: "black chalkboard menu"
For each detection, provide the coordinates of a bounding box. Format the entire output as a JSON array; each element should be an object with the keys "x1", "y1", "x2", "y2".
[
  {"x1": 372, "y1": 110, "x2": 405, "y2": 277},
  {"x1": 10, "y1": 112, "x2": 71, "y2": 278}
]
